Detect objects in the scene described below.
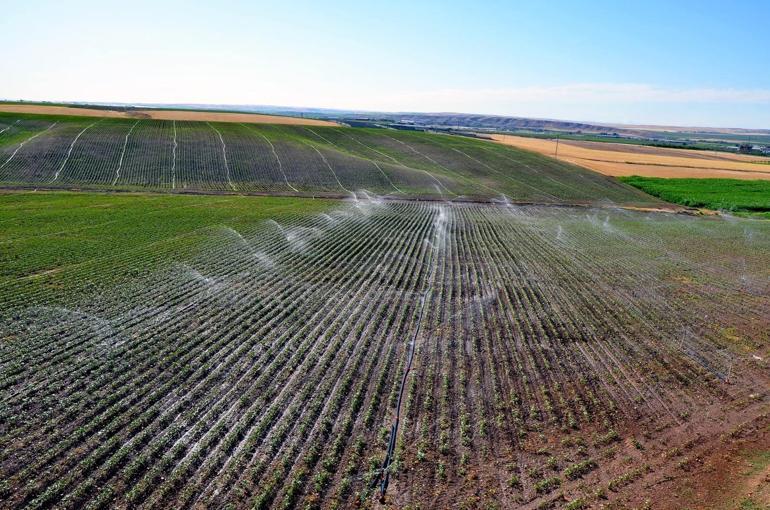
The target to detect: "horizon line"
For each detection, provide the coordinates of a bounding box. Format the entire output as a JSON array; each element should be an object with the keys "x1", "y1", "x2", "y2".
[{"x1": 2, "y1": 97, "x2": 769, "y2": 133}]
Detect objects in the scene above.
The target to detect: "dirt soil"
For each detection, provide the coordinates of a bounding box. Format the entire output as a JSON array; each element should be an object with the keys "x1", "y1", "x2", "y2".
[
  {"x1": 645, "y1": 411, "x2": 770, "y2": 510},
  {"x1": 380, "y1": 332, "x2": 769, "y2": 510},
  {"x1": 490, "y1": 135, "x2": 770, "y2": 180},
  {"x1": 0, "y1": 104, "x2": 338, "y2": 126}
]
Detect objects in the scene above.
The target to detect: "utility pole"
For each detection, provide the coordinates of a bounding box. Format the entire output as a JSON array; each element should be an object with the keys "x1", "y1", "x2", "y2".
[{"x1": 555, "y1": 135, "x2": 560, "y2": 160}]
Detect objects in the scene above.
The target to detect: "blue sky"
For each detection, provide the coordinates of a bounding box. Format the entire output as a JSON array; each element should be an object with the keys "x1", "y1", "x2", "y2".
[{"x1": 1, "y1": 0, "x2": 769, "y2": 127}]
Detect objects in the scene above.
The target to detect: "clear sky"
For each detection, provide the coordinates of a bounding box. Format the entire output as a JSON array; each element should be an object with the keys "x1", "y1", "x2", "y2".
[{"x1": 2, "y1": 0, "x2": 769, "y2": 128}]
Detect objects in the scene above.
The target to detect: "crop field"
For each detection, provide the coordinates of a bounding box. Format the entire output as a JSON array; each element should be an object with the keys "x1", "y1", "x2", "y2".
[
  {"x1": 0, "y1": 104, "x2": 337, "y2": 126},
  {"x1": 620, "y1": 176, "x2": 770, "y2": 217},
  {"x1": 0, "y1": 191, "x2": 768, "y2": 509},
  {"x1": 0, "y1": 113, "x2": 657, "y2": 205},
  {"x1": 490, "y1": 134, "x2": 770, "y2": 181}
]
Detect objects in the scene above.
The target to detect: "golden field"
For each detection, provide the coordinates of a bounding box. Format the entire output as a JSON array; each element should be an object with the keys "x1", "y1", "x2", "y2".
[
  {"x1": 490, "y1": 134, "x2": 770, "y2": 180},
  {"x1": 0, "y1": 104, "x2": 337, "y2": 126}
]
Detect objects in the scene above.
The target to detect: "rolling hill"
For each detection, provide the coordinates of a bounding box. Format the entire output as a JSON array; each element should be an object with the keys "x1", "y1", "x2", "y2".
[{"x1": 0, "y1": 112, "x2": 657, "y2": 206}]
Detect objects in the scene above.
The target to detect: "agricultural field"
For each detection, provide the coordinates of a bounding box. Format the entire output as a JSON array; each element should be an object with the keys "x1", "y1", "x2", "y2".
[
  {"x1": 0, "y1": 104, "x2": 337, "y2": 126},
  {"x1": 0, "y1": 112, "x2": 769, "y2": 510},
  {"x1": 0, "y1": 191, "x2": 768, "y2": 509},
  {"x1": 0, "y1": 192, "x2": 333, "y2": 294},
  {"x1": 490, "y1": 134, "x2": 770, "y2": 181},
  {"x1": 0, "y1": 112, "x2": 657, "y2": 205},
  {"x1": 620, "y1": 176, "x2": 770, "y2": 217}
]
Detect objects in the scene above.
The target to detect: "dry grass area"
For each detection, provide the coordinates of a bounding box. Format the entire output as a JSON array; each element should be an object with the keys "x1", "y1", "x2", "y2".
[
  {"x1": 490, "y1": 134, "x2": 770, "y2": 180},
  {"x1": 132, "y1": 109, "x2": 337, "y2": 125},
  {"x1": 0, "y1": 105, "x2": 127, "y2": 119},
  {"x1": 0, "y1": 104, "x2": 337, "y2": 126}
]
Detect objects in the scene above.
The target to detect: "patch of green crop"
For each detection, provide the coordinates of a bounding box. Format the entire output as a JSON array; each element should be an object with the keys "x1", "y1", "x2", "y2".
[
  {"x1": 745, "y1": 449, "x2": 770, "y2": 475},
  {"x1": 564, "y1": 498, "x2": 587, "y2": 510},
  {"x1": 0, "y1": 121, "x2": 57, "y2": 150},
  {"x1": 620, "y1": 176, "x2": 770, "y2": 216},
  {"x1": 738, "y1": 498, "x2": 763, "y2": 510},
  {"x1": 0, "y1": 191, "x2": 335, "y2": 305},
  {"x1": 563, "y1": 459, "x2": 597, "y2": 480},
  {"x1": 534, "y1": 475, "x2": 561, "y2": 494}
]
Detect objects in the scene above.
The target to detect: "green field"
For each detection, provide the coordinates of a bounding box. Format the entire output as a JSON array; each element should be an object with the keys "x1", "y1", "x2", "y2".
[
  {"x1": 1, "y1": 190, "x2": 768, "y2": 509},
  {"x1": 0, "y1": 111, "x2": 656, "y2": 205},
  {"x1": 1, "y1": 112, "x2": 769, "y2": 509},
  {"x1": 620, "y1": 176, "x2": 770, "y2": 217},
  {"x1": 0, "y1": 192, "x2": 332, "y2": 305}
]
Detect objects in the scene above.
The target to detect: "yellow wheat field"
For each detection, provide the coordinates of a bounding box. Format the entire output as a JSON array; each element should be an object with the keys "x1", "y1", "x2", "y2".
[
  {"x1": 0, "y1": 104, "x2": 338, "y2": 126},
  {"x1": 490, "y1": 134, "x2": 770, "y2": 180}
]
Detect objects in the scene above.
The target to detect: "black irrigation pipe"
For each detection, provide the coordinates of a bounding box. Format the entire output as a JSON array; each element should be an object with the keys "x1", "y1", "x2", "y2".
[{"x1": 374, "y1": 211, "x2": 441, "y2": 502}]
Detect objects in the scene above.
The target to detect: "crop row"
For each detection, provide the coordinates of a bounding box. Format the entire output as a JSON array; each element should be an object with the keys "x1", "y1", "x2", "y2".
[
  {"x1": 0, "y1": 199, "x2": 767, "y2": 508},
  {"x1": 0, "y1": 116, "x2": 658, "y2": 204}
]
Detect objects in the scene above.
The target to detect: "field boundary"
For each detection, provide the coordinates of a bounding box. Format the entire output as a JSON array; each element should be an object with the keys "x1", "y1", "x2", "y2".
[
  {"x1": 488, "y1": 134, "x2": 770, "y2": 180},
  {"x1": 0, "y1": 104, "x2": 338, "y2": 126},
  {"x1": 0, "y1": 185, "x2": 695, "y2": 215}
]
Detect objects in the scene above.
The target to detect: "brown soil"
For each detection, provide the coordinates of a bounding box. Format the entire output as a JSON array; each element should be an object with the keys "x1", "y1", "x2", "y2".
[
  {"x1": 491, "y1": 135, "x2": 770, "y2": 180},
  {"x1": 379, "y1": 308, "x2": 770, "y2": 510},
  {"x1": 0, "y1": 105, "x2": 128, "y2": 119},
  {"x1": 641, "y1": 410, "x2": 770, "y2": 510},
  {"x1": 0, "y1": 104, "x2": 338, "y2": 126}
]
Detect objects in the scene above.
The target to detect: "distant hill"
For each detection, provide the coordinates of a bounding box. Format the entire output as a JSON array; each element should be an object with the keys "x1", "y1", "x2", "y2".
[
  {"x1": 333, "y1": 112, "x2": 770, "y2": 138},
  {"x1": 351, "y1": 112, "x2": 614, "y2": 134},
  {"x1": 5, "y1": 100, "x2": 767, "y2": 139}
]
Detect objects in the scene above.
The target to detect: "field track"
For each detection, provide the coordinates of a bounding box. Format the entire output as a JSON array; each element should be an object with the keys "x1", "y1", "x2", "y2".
[
  {"x1": 491, "y1": 134, "x2": 770, "y2": 180},
  {"x1": 0, "y1": 193, "x2": 767, "y2": 509}
]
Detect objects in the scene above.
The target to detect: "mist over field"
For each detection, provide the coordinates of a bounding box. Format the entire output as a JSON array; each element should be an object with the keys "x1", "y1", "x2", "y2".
[{"x1": 1, "y1": 1, "x2": 768, "y2": 509}]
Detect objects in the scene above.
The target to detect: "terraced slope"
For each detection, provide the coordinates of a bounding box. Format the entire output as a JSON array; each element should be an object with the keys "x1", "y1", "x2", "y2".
[
  {"x1": 0, "y1": 113, "x2": 656, "y2": 205},
  {"x1": 0, "y1": 193, "x2": 767, "y2": 509}
]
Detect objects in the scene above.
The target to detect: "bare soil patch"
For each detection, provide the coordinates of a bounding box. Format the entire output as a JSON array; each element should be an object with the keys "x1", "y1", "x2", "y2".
[
  {"x1": 646, "y1": 411, "x2": 770, "y2": 510},
  {"x1": 0, "y1": 104, "x2": 338, "y2": 126},
  {"x1": 491, "y1": 135, "x2": 770, "y2": 180}
]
